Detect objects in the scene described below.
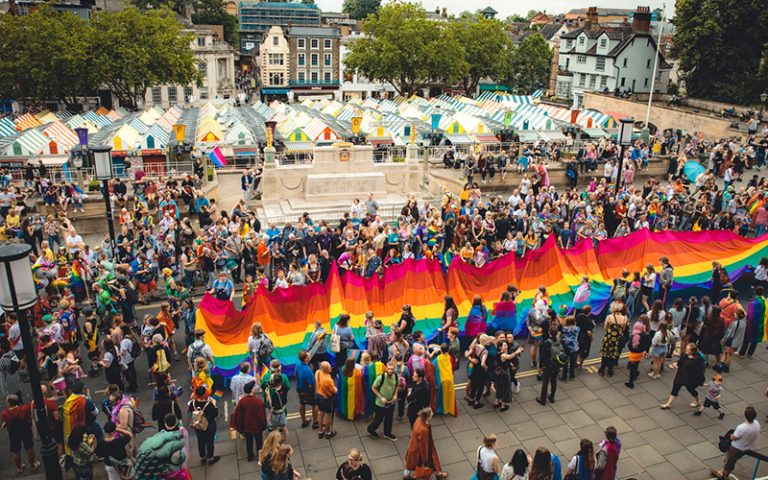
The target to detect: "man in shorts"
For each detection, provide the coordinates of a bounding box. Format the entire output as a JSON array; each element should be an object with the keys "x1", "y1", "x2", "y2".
[
  {"x1": 296, "y1": 350, "x2": 318, "y2": 429},
  {"x1": 1, "y1": 394, "x2": 40, "y2": 474},
  {"x1": 315, "y1": 361, "x2": 337, "y2": 439}
]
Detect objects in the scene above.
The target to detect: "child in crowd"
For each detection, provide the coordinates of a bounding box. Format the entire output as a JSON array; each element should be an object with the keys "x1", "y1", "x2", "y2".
[{"x1": 695, "y1": 374, "x2": 725, "y2": 419}]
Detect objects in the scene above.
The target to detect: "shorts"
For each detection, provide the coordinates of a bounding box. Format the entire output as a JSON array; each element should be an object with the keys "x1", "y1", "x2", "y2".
[
  {"x1": 10, "y1": 429, "x2": 33, "y2": 453},
  {"x1": 298, "y1": 391, "x2": 316, "y2": 406},
  {"x1": 528, "y1": 333, "x2": 543, "y2": 345},
  {"x1": 268, "y1": 409, "x2": 287, "y2": 430},
  {"x1": 703, "y1": 398, "x2": 721, "y2": 410},
  {"x1": 641, "y1": 285, "x2": 654, "y2": 297},
  {"x1": 651, "y1": 344, "x2": 668, "y2": 358},
  {"x1": 318, "y1": 396, "x2": 335, "y2": 414}
]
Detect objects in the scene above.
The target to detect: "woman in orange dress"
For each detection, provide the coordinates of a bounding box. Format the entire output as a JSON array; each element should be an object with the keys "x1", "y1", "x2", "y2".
[{"x1": 404, "y1": 408, "x2": 448, "y2": 479}]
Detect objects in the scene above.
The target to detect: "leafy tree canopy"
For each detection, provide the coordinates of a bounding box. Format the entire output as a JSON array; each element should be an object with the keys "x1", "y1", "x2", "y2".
[
  {"x1": 447, "y1": 18, "x2": 514, "y2": 94},
  {"x1": 342, "y1": 0, "x2": 381, "y2": 20},
  {"x1": 507, "y1": 32, "x2": 552, "y2": 94}
]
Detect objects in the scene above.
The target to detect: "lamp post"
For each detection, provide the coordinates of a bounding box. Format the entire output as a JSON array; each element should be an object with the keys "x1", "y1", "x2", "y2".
[
  {"x1": 0, "y1": 244, "x2": 62, "y2": 480},
  {"x1": 73, "y1": 127, "x2": 89, "y2": 190},
  {"x1": 423, "y1": 107, "x2": 442, "y2": 187},
  {"x1": 263, "y1": 120, "x2": 277, "y2": 165},
  {"x1": 172, "y1": 124, "x2": 186, "y2": 174},
  {"x1": 614, "y1": 117, "x2": 635, "y2": 193},
  {"x1": 760, "y1": 92, "x2": 767, "y2": 113},
  {"x1": 92, "y1": 146, "x2": 116, "y2": 250}
]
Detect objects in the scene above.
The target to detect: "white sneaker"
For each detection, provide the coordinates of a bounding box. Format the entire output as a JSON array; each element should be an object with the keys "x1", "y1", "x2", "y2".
[
  {"x1": 648, "y1": 372, "x2": 656, "y2": 378},
  {"x1": 515, "y1": 382, "x2": 521, "y2": 394}
]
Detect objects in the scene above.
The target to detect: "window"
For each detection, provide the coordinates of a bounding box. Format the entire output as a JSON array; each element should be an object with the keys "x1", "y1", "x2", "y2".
[
  {"x1": 599, "y1": 38, "x2": 607, "y2": 48},
  {"x1": 298, "y1": 71, "x2": 306, "y2": 83},
  {"x1": 578, "y1": 36, "x2": 585, "y2": 45},
  {"x1": 311, "y1": 53, "x2": 318, "y2": 66},
  {"x1": 646, "y1": 58, "x2": 651, "y2": 69},
  {"x1": 600, "y1": 76, "x2": 607, "y2": 89},
  {"x1": 311, "y1": 71, "x2": 318, "y2": 83},
  {"x1": 269, "y1": 72, "x2": 284, "y2": 85},
  {"x1": 589, "y1": 75, "x2": 596, "y2": 88},
  {"x1": 298, "y1": 53, "x2": 305, "y2": 66},
  {"x1": 644, "y1": 77, "x2": 649, "y2": 87},
  {"x1": 268, "y1": 54, "x2": 284, "y2": 65},
  {"x1": 595, "y1": 57, "x2": 605, "y2": 71},
  {"x1": 620, "y1": 77, "x2": 626, "y2": 87},
  {"x1": 622, "y1": 58, "x2": 627, "y2": 67},
  {"x1": 324, "y1": 39, "x2": 332, "y2": 49},
  {"x1": 566, "y1": 39, "x2": 573, "y2": 49},
  {"x1": 200, "y1": 90, "x2": 209, "y2": 100},
  {"x1": 152, "y1": 87, "x2": 162, "y2": 104},
  {"x1": 196, "y1": 36, "x2": 206, "y2": 47},
  {"x1": 576, "y1": 55, "x2": 587, "y2": 64},
  {"x1": 578, "y1": 74, "x2": 585, "y2": 87},
  {"x1": 198, "y1": 62, "x2": 207, "y2": 78},
  {"x1": 167, "y1": 86, "x2": 178, "y2": 103},
  {"x1": 184, "y1": 86, "x2": 193, "y2": 101},
  {"x1": 324, "y1": 71, "x2": 331, "y2": 82},
  {"x1": 297, "y1": 38, "x2": 305, "y2": 49},
  {"x1": 311, "y1": 38, "x2": 318, "y2": 49},
  {"x1": 324, "y1": 53, "x2": 331, "y2": 67},
  {"x1": 273, "y1": 36, "x2": 279, "y2": 46}
]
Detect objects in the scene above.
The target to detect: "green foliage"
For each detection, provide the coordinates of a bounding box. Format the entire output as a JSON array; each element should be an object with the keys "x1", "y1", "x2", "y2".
[
  {"x1": 344, "y1": 2, "x2": 467, "y2": 96},
  {"x1": 342, "y1": 0, "x2": 381, "y2": 20},
  {"x1": 0, "y1": 7, "x2": 100, "y2": 108},
  {"x1": 506, "y1": 32, "x2": 552, "y2": 94},
  {"x1": 447, "y1": 18, "x2": 514, "y2": 94},
  {"x1": 505, "y1": 14, "x2": 526, "y2": 23},
  {"x1": 673, "y1": 0, "x2": 768, "y2": 104},
  {"x1": 130, "y1": 0, "x2": 194, "y2": 15},
  {"x1": 91, "y1": 7, "x2": 200, "y2": 109},
  {"x1": 191, "y1": 0, "x2": 240, "y2": 47}
]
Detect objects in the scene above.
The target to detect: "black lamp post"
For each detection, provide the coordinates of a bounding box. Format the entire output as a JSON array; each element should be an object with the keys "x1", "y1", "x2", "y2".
[
  {"x1": 0, "y1": 244, "x2": 62, "y2": 480},
  {"x1": 92, "y1": 145, "x2": 116, "y2": 250},
  {"x1": 614, "y1": 117, "x2": 635, "y2": 193}
]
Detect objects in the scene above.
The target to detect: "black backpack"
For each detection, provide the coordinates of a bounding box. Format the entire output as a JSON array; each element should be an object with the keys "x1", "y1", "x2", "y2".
[
  {"x1": 718, "y1": 429, "x2": 734, "y2": 453},
  {"x1": 129, "y1": 338, "x2": 141, "y2": 359},
  {"x1": 549, "y1": 340, "x2": 569, "y2": 367}
]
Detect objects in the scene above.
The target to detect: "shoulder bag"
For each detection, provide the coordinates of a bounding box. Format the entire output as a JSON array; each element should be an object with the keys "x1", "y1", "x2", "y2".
[{"x1": 329, "y1": 325, "x2": 341, "y2": 353}]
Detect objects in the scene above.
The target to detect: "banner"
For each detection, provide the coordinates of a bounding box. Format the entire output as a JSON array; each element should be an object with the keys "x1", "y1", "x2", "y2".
[{"x1": 196, "y1": 230, "x2": 768, "y2": 377}]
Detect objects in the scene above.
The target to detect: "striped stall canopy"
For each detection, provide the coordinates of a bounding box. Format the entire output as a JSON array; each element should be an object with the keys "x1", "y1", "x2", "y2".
[
  {"x1": 498, "y1": 95, "x2": 535, "y2": 106},
  {"x1": 14, "y1": 113, "x2": 43, "y2": 131},
  {"x1": 4, "y1": 128, "x2": 49, "y2": 156},
  {"x1": 0, "y1": 117, "x2": 17, "y2": 137},
  {"x1": 139, "y1": 123, "x2": 172, "y2": 150},
  {"x1": 42, "y1": 121, "x2": 79, "y2": 152},
  {"x1": 82, "y1": 111, "x2": 112, "y2": 128}
]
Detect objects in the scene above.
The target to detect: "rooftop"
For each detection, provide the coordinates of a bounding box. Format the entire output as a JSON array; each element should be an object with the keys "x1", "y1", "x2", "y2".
[
  {"x1": 239, "y1": 1, "x2": 318, "y2": 9},
  {"x1": 286, "y1": 26, "x2": 340, "y2": 37}
]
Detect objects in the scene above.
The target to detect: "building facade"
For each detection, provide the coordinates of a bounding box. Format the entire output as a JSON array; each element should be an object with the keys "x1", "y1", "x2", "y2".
[
  {"x1": 238, "y1": 1, "x2": 321, "y2": 56},
  {"x1": 339, "y1": 33, "x2": 395, "y2": 101},
  {"x1": 145, "y1": 26, "x2": 237, "y2": 107},
  {"x1": 556, "y1": 7, "x2": 670, "y2": 108},
  {"x1": 258, "y1": 26, "x2": 291, "y2": 100},
  {"x1": 285, "y1": 26, "x2": 341, "y2": 101}
]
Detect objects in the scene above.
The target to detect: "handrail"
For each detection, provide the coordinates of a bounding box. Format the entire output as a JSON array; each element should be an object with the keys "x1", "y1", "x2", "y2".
[{"x1": 744, "y1": 450, "x2": 768, "y2": 480}]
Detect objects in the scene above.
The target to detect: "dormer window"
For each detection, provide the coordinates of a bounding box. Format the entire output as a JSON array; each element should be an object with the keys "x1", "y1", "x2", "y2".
[{"x1": 599, "y1": 38, "x2": 607, "y2": 48}]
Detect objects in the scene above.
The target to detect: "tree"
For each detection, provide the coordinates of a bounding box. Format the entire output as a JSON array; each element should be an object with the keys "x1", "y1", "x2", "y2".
[
  {"x1": 130, "y1": 0, "x2": 194, "y2": 16},
  {"x1": 506, "y1": 14, "x2": 526, "y2": 23},
  {"x1": 191, "y1": 0, "x2": 239, "y2": 47},
  {"x1": 342, "y1": 0, "x2": 381, "y2": 20},
  {"x1": 91, "y1": 7, "x2": 200, "y2": 109},
  {"x1": 507, "y1": 32, "x2": 552, "y2": 94},
  {"x1": 448, "y1": 18, "x2": 513, "y2": 94},
  {"x1": 344, "y1": 2, "x2": 467, "y2": 96},
  {"x1": 0, "y1": 8, "x2": 100, "y2": 108},
  {"x1": 673, "y1": 0, "x2": 768, "y2": 104}
]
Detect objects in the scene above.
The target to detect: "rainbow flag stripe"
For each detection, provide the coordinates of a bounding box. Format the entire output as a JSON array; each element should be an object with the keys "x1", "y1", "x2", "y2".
[
  {"x1": 196, "y1": 230, "x2": 768, "y2": 376},
  {"x1": 336, "y1": 367, "x2": 364, "y2": 420},
  {"x1": 748, "y1": 295, "x2": 767, "y2": 343},
  {"x1": 433, "y1": 354, "x2": 457, "y2": 416}
]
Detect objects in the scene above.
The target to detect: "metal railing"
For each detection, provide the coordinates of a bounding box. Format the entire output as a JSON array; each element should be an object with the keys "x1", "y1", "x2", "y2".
[
  {"x1": 261, "y1": 204, "x2": 406, "y2": 227},
  {"x1": 277, "y1": 152, "x2": 314, "y2": 166}
]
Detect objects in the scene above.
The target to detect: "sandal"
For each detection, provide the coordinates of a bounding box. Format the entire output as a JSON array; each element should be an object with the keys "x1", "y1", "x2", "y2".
[
  {"x1": 30, "y1": 461, "x2": 40, "y2": 473},
  {"x1": 16, "y1": 465, "x2": 25, "y2": 475},
  {"x1": 312, "y1": 422, "x2": 320, "y2": 429},
  {"x1": 301, "y1": 419, "x2": 312, "y2": 428},
  {"x1": 436, "y1": 473, "x2": 449, "y2": 479},
  {"x1": 499, "y1": 404, "x2": 509, "y2": 412},
  {"x1": 325, "y1": 430, "x2": 337, "y2": 439}
]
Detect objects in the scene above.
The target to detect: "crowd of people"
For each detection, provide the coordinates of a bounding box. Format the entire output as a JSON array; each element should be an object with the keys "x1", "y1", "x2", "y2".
[{"x1": 0, "y1": 128, "x2": 766, "y2": 479}]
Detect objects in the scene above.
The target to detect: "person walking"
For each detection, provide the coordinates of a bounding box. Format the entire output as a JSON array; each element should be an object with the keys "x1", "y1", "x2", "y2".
[
  {"x1": 537, "y1": 323, "x2": 563, "y2": 405},
  {"x1": 406, "y1": 368, "x2": 431, "y2": 427},
  {"x1": 187, "y1": 385, "x2": 220, "y2": 465},
  {"x1": 660, "y1": 343, "x2": 706, "y2": 410},
  {"x1": 230, "y1": 380, "x2": 268, "y2": 462},
  {"x1": 404, "y1": 408, "x2": 448, "y2": 479},
  {"x1": 474, "y1": 434, "x2": 502, "y2": 479},
  {"x1": 659, "y1": 256, "x2": 674, "y2": 308},
  {"x1": 595, "y1": 426, "x2": 621, "y2": 480},
  {"x1": 711, "y1": 406, "x2": 761, "y2": 480},
  {"x1": 625, "y1": 320, "x2": 651, "y2": 389},
  {"x1": 315, "y1": 361, "x2": 337, "y2": 439},
  {"x1": 296, "y1": 350, "x2": 318, "y2": 429},
  {"x1": 366, "y1": 362, "x2": 398, "y2": 441},
  {"x1": 598, "y1": 302, "x2": 628, "y2": 377},
  {"x1": 1, "y1": 394, "x2": 40, "y2": 474},
  {"x1": 649, "y1": 321, "x2": 671, "y2": 380}
]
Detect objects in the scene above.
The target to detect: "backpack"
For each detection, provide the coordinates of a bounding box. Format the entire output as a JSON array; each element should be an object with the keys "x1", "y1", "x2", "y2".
[
  {"x1": 718, "y1": 429, "x2": 735, "y2": 453},
  {"x1": 189, "y1": 341, "x2": 205, "y2": 362},
  {"x1": 189, "y1": 400, "x2": 211, "y2": 431},
  {"x1": 129, "y1": 338, "x2": 141, "y2": 359},
  {"x1": 719, "y1": 269, "x2": 730, "y2": 285},
  {"x1": 549, "y1": 340, "x2": 569, "y2": 367},
  {"x1": 120, "y1": 404, "x2": 146, "y2": 434},
  {"x1": 257, "y1": 334, "x2": 275, "y2": 360},
  {"x1": 612, "y1": 279, "x2": 627, "y2": 300}
]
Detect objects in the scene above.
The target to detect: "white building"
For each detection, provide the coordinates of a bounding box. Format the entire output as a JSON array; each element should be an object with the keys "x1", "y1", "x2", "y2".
[
  {"x1": 259, "y1": 25, "x2": 291, "y2": 99},
  {"x1": 339, "y1": 33, "x2": 396, "y2": 101},
  {"x1": 556, "y1": 6, "x2": 671, "y2": 108},
  {"x1": 145, "y1": 25, "x2": 237, "y2": 107}
]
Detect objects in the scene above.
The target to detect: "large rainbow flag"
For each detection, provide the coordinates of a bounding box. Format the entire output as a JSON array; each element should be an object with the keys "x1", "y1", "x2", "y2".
[
  {"x1": 433, "y1": 353, "x2": 457, "y2": 416},
  {"x1": 362, "y1": 361, "x2": 385, "y2": 416},
  {"x1": 196, "y1": 230, "x2": 768, "y2": 376}
]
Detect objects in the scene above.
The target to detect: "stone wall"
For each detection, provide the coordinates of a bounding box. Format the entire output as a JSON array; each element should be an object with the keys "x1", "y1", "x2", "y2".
[{"x1": 584, "y1": 92, "x2": 745, "y2": 140}]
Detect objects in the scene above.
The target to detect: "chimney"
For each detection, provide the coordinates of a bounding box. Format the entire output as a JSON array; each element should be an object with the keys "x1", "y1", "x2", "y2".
[
  {"x1": 435, "y1": 7, "x2": 440, "y2": 15},
  {"x1": 585, "y1": 6, "x2": 598, "y2": 31},
  {"x1": 442, "y1": 7, "x2": 447, "y2": 18},
  {"x1": 632, "y1": 6, "x2": 651, "y2": 33}
]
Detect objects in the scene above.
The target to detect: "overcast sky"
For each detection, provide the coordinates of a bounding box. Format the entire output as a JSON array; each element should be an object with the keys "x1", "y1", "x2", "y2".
[{"x1": 315, "y1": 0, "x2": 674, "y2": 19}]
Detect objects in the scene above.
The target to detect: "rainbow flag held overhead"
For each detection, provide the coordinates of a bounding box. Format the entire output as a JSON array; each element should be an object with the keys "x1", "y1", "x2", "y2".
[
  {"x1": 362, "y1": 361, "x2": 385, "y2": 416},
  {"x1": 208, "y1": 146, "x2": 226, "y2": 168},
  {"x1": 433, "y1": 353, "x2": 457, "y2": 416},
  {"x1": 491, "y1": 300, "x2": 517, "y2": 334},
  {"x1": 196, "y1": 230, "x2": 768, "y2": 376},
  {"x1": 336, "y1": 366, "x2": 365, "y2": 421}
]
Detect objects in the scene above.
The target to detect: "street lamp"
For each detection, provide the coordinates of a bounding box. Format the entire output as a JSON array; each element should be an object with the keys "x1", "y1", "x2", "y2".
[
  {"x1": 760, "y1": 92, "x2": 767, "y2": 113},
  {"x1": 73, "y1": 128, "x2": 89, "y2": 188},
  {"x1": 614, "y1": 117, "x2": 635, "y2": 193},
  {"x1": 0, "y1": 244, "x2": 62, "y2": 480},
  {"x1": 92, "y1": 145, "x2": 117, "y2": 250},
  {"x1": 264, "y1": 120, "x2": 277, "y2": 164}
]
